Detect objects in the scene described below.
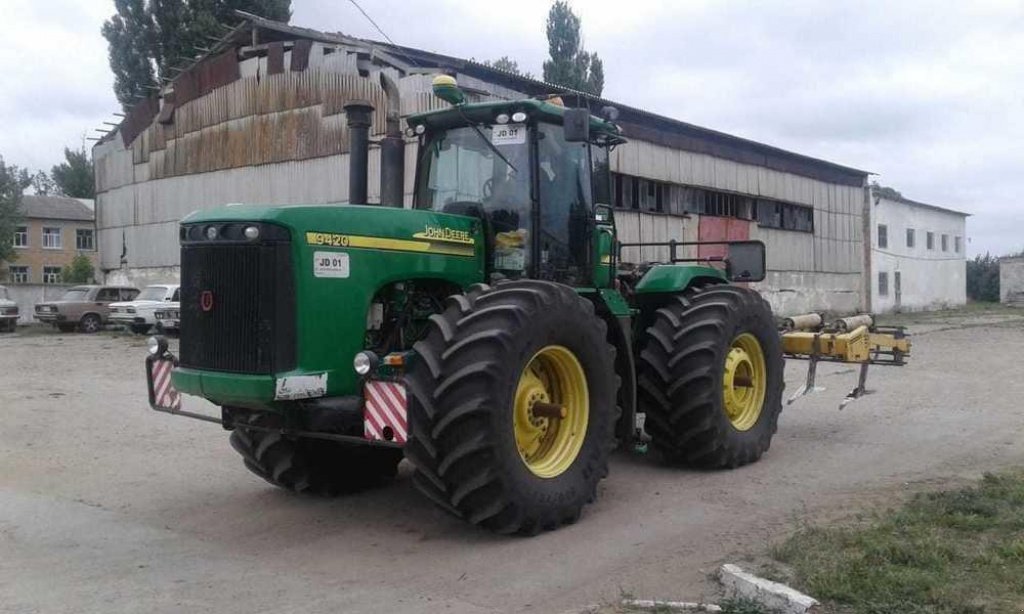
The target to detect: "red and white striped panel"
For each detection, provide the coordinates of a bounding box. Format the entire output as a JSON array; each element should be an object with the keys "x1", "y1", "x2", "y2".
[
  {"x1": 363, "y1": 380, "x2": 408, "y2": 445},
  {"x1": 151, "y1": 359, "x2": 181, "y2": 410}
]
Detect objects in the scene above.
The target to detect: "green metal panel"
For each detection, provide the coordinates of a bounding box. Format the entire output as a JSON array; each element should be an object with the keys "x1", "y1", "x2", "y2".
[
  {"x1": 592, "y1": 226, "x2": 615, "y2": 288},
  {"x1": 634, "y1": 264, "x2": 727, "y2": 294},
  {"x1": 175, "y1": 204, "x2": 486, "y2": 408},
  {"x1": 598, "y1": 288, "x2": 633, "y2": 317}
]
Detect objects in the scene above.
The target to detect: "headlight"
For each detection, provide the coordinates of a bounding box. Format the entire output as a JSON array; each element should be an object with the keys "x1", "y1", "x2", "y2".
[
  {"x1": 205, "y1": 225, "x2": 218, "y2": 240},
  {"x1": 511, "y1": 111, "x2": 527, "y2": 123},
  {"x1": 414, "y1": 124, "x2": 426, "y2": 135},
  {"x1": 495, "y1": 113, "x2": 510, "y2": 124},
  {"x1": 353, "y1": 351, "x2": 378, "y2": 376},
  {"x1": 244, "y1": 225, "x2": 260, "y2": 240},
  {"x1": 127, "y1": 308, "x2": 136, "y2": 314},
  {"x1": 147, "y1": 335, "x2": 168, "y2": 356}
]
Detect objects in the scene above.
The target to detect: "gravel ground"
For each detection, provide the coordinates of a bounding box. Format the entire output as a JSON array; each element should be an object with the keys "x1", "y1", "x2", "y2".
[{"x1": 2, "y1": 309, "x2": 1023, "y2": 614}]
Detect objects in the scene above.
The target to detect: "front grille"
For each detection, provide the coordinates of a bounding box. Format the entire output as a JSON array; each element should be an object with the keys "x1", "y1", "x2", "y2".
[{"x1": 179, "y1": 226, "x2": 296, "y2": 374}]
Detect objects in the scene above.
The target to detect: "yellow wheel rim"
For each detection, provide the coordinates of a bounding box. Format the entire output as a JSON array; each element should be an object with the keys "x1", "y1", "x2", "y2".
[
  {"x1": 513, "y1": 345, "x2": 589, "y2": 478},
  {"x1": 722, "y1": 333, "x2": 767, "y2": 431}
]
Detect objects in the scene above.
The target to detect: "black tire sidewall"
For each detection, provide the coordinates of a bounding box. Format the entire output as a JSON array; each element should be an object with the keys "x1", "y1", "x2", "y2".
[
  {"x1": 707, "y1": 291, "x2": 784, "y2": 445},
  {"x1": 81, "y1": 314, "x2": 101, "y2": 333},
  {"x1": 487, "y1": 299, "x2": 617, "y2": 517}
]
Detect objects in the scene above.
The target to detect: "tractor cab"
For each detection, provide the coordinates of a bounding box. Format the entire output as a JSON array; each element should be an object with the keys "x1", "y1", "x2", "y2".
[{"x1": 407, "y1": 84, "x2": 625, "y2": 287}]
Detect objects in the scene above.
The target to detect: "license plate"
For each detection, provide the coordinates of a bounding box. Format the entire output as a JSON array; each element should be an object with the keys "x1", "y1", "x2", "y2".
[{"x1": 363, "y1": 380, "x2": 407, "y2": 444}]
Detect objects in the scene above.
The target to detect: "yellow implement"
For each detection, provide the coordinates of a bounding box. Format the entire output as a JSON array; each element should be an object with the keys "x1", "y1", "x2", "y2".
[{"x1": 780, "y1": 314, "x2": 910, "y2": 409}]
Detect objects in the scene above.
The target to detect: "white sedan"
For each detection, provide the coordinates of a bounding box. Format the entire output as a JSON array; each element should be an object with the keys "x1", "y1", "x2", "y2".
[
  {"x1": 154, "y1": 303, "x2": 180, "y2": 334},
  {"x1": 110, "y1": 284, "x2": 180, "y2": 334}
]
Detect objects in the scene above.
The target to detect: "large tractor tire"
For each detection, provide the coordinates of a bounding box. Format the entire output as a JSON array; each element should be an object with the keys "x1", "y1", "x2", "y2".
[
  {"x1": 405, "y1": 281, "x2": 618, "y2": 535},
  {"x1": 638, "y1": 285, "x2": 784, "y2": 469},
  {"x1": 229, "y1": 413, "x2": 403, "y2": 495}
]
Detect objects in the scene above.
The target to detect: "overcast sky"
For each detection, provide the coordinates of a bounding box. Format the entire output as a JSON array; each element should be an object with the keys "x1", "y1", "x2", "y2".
[{"x1": 2, "y1": 0, "x2": 1021, "y2": 255}]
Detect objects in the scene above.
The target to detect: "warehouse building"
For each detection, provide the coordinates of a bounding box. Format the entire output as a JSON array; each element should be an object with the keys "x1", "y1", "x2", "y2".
[
  {"x1": 94, "y1": 13, "x2": 869, "y2": 315},
  {"x1": 868, "y1": 188, "x2": 968, "y2": 313}
]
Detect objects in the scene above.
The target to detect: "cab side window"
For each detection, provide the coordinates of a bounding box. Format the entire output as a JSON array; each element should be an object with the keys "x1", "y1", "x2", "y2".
[
  {"x1": 121, "y1": 289, "x2": 140, "y2": 301},
  {"x1": 171, "y1": 288, "x2": 180, "y2": 302}
]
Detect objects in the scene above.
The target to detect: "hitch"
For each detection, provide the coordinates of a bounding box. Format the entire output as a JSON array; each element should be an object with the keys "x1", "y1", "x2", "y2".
[{"x1": 780, "y1": 314, "x2": 910, "y2": 409}]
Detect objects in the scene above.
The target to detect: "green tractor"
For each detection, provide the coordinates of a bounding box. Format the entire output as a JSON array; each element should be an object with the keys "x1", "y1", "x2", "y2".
[{"x1": 145, "y1": 76, "x2": 784, "y2": 535}]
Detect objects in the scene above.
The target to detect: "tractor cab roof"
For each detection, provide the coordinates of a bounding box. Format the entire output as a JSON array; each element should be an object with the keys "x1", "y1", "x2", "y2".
[{"x1": 407, "y1": 98, "x2": 627, "y2": 146}]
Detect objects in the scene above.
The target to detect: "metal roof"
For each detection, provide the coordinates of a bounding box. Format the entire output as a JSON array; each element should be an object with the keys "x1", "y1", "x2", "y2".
[
  {"x1": 115, "y1": 12, "x2": 871, "y2": 188},
  {"x1": 20, "y1": 195, "x2": 95, "y2": 221},
  {"x1": 227, "y1": 13, "x2": 870, "y2": 187},
  {"x1": 871, "y1": 188, "x2": 971, "y2": 217}
]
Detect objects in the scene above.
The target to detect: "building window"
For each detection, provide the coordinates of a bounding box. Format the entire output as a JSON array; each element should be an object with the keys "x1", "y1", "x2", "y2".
[
  {"x1": 878, "y1": 272, "x2": 889, "y2": 297},
  {"x1": 877, "y1": 224, "x2": 888, "y2": 249},
  {"x1": 14, "y1": 226, "x2": 28, "y2": 248},
  {"x1": 955, "y1": 236, "x2": 962, "y2": 253},
  {"x1": 76, "y1": 229, "x2": 95, "y2": 251},
  {"x1": 610, "y1": 171, "x2": 809, "y2": 231},
  {"x1": 941, "y1": 234, "x2": 949, "y2": 251},
  {"x1": 756, "y1": 200, "x2": 814, "y2": 233},
  {"x1": 42, "y1": 227, "x2": 62, "y2": 250},
  {"x1": 906, "y1": 228, "x2": 915, "y2": 248},
  {"x1": 42, "y1": 266, "x2": 62, "y2": 284},
  {"x1": 926, "y1": 231, "x2": 935, "y2": 250},
  {"x1": 8, "y1": 266, "x2": 28, "y2": 283}
]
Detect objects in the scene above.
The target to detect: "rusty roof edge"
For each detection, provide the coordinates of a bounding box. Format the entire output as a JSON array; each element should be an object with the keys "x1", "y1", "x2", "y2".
[
  {"x1": 872, "y1": 188, "x2": 972, "y2": 217},
  {"x1": 103, "y1": 12, "x2": 873, "y2": 184}
]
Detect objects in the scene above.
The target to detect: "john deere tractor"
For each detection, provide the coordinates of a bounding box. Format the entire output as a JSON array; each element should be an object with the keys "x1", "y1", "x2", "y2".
[{"x1": 146, "y1": 76, "x2": 789, "y2": 535}]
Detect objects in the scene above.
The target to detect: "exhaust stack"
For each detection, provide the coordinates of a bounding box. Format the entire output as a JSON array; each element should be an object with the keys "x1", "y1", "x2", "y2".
[{"x1": 344, "y1": 100, "x2": 374, "y2": 205}]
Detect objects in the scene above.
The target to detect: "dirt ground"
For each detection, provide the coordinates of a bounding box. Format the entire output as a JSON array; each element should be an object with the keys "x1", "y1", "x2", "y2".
[{"x1": 3, "y1": 307, "x2": 1024, "y2": 614}]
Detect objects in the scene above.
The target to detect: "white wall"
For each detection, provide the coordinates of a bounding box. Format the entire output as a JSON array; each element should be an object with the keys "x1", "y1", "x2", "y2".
[
  {"x1": 1001, "y1": 258, "x2": 1024, "y2": 304},
  {"x1": 869, "y1": 196, "x2": 967, "y2": 312},
  {"x1": 5, "y1": 284, "x2": 77, "y2": 325}
]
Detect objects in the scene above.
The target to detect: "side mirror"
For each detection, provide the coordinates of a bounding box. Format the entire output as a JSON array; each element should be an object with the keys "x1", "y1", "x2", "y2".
[
  {"x1": 726, "y1": 241, "x2": 766, "y2": 283},
  {"x1": 563, "y1": 108, "x2": 590, "y2": 142}
]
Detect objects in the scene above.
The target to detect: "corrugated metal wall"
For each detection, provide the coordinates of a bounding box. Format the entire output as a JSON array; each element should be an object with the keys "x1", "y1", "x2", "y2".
[{"x1": 95, "y1": 40, "x2": 865, "y2": 314}]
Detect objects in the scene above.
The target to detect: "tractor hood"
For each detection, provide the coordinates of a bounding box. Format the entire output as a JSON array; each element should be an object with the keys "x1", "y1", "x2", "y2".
[
  {"x1": 182, "y1": 203, "x2": 483, "y2": 259},
  {"x1": 174, "y1": 203, "x2": 487, "y2": 409}
]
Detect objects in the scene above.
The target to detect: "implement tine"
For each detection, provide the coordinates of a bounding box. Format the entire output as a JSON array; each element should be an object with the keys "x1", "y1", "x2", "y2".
[
  {"x1": 787, "y1": 334, "x2": 825, "y2": 405},
  {"x1": 839, "y1": 363, "x2": 872, "y2": 410}
]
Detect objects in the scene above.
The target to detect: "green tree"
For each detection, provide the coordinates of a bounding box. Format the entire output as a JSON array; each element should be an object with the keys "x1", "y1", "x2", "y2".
[
  {"x1": 966, "y1": 253, "x2": 1000, "y2": 302},
  {"x1": 30, "y1": 171, "x2": 58, "y2": 196},
  {"x1": 870, "y1": 181, "x2": 904, "y2": 201},
  {"x1": 103, "y1": 0, "x2": 158, "y2": 107},
  {"x1": 103, "y1": 0, "x2": 292, "y2": 107},
  {"x1": 51, "y1": 147, "x2": 95, "y2": 199},
  {"x1": 542, "y1": 1, "x2": 604, "y2": 96},
  {"x1": 483, "y1": 56, "x2": 533, "y2": 79},
  {"x1": 61, "y1": 254, "x2": 97, "y2": 284},
  {"x1": 0, "y1": 157, "x2": 31, "y2": 266}
]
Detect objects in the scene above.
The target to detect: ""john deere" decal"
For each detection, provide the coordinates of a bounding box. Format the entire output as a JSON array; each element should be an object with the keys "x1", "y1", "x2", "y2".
[{"x1": 412, "y1": 225, "x2": 475, "y2": 245}]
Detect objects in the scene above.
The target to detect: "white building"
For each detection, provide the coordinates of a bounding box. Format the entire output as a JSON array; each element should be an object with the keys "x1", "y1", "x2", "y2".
[{"x1": 869, "y1": 188, "x2": 969, "y2": 312}]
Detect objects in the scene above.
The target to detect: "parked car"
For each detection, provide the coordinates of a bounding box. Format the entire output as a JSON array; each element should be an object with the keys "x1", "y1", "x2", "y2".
[
  {"x1": 0, "y1": 285, "x2": 18, "y2": 332},
  {"x1": 110, "y1": 284, "x2": 180, "y2": 334},
  {"x1": 154, "y1": 303, "x2": 180, "y2": 334},
  {"x1": 35, "y1": 285, "x2": 140, "y2": 333}
]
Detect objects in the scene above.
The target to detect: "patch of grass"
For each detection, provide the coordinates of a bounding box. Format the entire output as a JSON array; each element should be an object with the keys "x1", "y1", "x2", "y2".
[
  {"x1": 719, "y1": 597, "x2": 779, "y2": 614},
  {"x1": 773, "y1": 471, "x2": 1024, "y2": 613}
]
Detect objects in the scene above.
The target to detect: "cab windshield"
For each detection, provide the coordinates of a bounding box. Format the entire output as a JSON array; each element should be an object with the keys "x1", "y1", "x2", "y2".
[{"x1": 416, "y1": 124, "x2": 532, "y2": 274}]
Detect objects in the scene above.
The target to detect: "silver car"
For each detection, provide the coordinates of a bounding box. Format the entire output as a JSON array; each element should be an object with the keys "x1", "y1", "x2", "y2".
[{"x1": 0, "y1": 285, "x2": 18, "y2": 332}]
